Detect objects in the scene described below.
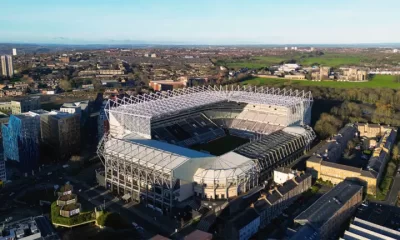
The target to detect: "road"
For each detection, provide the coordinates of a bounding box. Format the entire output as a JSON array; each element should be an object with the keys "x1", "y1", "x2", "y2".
[{"x1": 385, "y1": 171, "x2": 400, "y2": 206}]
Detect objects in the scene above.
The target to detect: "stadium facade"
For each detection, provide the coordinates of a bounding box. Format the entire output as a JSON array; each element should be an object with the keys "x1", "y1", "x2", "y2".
[{"x1": 98, "y1": 86, "x2": 315, "y2": 213}]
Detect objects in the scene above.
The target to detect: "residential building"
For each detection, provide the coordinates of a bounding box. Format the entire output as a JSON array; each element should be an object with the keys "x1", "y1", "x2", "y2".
[
  {"x1": 340, "y1": 67, "x2": 367, "y2": 81},
  {"x1": 292, "y1": 181, "x2": 363, "y2": 240},
  {"x1": 40, "y1": 111, "x2": 81, "y2": 161},
  {"x1": 0, "y1": 102, "x2": 11, "y2": 113},
  {"x1": 284, "y1": 74, "x2": 306, "y2": 80},
  {"x1": 278, "y1": 64, "x2": 299, "y2": 72},
  {"x1": 12, "y1": 48, "x2": 17, "y2": 56},
  {"x1": 311, "y1": 66, "x2": 331, "y2": 80},
  {"x1": 341, "y1": 217, "x2": 400, "y2": 240},
  {"x1": 0, "y1": 215, "x2": 59, "y2": 240},
  {"x1": 254, "y1": 173, "x2": 312, "y2": 228},
  {"x1": 149, "y1": 80, "x2": 185, "y2": 91},
  {"x1": 60, "y1": 100, "x2": 89, "y2": 123},
  {"x1": 273, "y1": 167, "x2": 297, "y2": 184},
  {"x1": 1, "y1": 55, "x2": 13, "y2": 77},
  {"x1": 60, "y1": 56, "x2": 70, "y2": 63},
  {"x1": 224, "y1": 207, "x2": 260, "y2": 240},
  {"x1": 2, "y1": 113, "x2": 41, "y2": 174},
  {"x1": 11, "y1": 97, "x2": 41, "y2": 114},
  {"x1": 307, "y1": 128, "x2": 397, "y2": 195},
  {"x1": 312, "y1": 124, "x2": 357, "y2": 163},
  {"x1": 100, "y1": 79, "x2": 119, "y2": 86},
  {"x1": 357, "y1": 123, "x2": 392, "y2": 138},
  {"x1": 98, "y1": 69, "x2": 124, "y2": 75}
]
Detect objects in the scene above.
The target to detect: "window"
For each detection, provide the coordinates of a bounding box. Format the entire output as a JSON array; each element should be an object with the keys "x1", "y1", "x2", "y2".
[{"x1": 221, "y1": 194, "x2": 225, "y2": 199}]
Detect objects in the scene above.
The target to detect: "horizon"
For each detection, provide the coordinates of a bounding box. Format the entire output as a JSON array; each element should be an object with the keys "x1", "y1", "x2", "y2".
[{"x1": 1, "y1": 0, "x2": 400, "y2": 44}]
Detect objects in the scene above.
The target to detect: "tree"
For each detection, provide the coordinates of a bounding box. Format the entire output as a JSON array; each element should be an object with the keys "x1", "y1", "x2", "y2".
[
  {"x1": 347, "y1": 140, "x2": 355, "y2": 151},
  {"x1": 59, "y1": 79, "x2": 72, "y2": 91},
  {"x1": 314, "y1": 113, "x2": 343, "y2": 139}
]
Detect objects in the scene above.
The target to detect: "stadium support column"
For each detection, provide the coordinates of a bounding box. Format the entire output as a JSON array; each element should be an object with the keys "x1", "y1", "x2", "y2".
[{"x1": 169, "y1": 173, "x2": 173, "y2": 214}]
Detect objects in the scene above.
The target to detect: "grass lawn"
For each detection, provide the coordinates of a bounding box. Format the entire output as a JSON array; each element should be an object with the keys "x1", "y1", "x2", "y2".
[
  {"x1": 216, "y1": 53, "x2": 372, "y2": 69},
  {"x1": 190, "y1": 134, "x2": 249, "y2": 156},
  {"x1": 297, "y1": 53, "x2": 365, "y2": 67},
  {"x1": 241, "y1": 75, "x2": 400, "y2": 89}
]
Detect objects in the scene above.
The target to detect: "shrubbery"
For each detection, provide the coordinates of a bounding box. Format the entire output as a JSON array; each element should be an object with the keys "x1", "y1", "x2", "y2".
[{"x1": 51, "y1": 202, "x2": 95, "y2": 226}]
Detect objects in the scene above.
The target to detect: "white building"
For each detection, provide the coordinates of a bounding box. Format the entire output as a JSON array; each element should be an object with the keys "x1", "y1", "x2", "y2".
[
  {"x1": 273, "y1": 167, "x2": 297, "y2": 184},
  {"x1": 12, "y1": 48, "x2": 17, "y2": 56},
  {"x1": 279, "y1": 64, "x2": 300, "y2": 72}
]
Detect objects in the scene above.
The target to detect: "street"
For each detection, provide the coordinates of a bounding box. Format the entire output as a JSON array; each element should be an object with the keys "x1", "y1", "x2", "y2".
[{"x1": 385, "y1": 171, "x2": 400, "y2": 206}]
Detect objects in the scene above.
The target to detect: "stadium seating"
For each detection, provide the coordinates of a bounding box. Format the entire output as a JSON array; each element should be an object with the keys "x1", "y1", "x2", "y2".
[{"x1": 151, "y1": 113, "x2": 226, "y2": 147}]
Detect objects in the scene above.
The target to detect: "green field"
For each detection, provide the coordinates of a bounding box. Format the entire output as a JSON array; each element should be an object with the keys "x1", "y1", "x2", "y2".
[
  {"x1": 297, "y1": 54, "x2": 364, "y2": 67},
  {"x1": 216, "y1": 53, "x2": 391, "y2": 69},
  {"x1": 190, "y1": 134, "x2": 249, "y2": 156},
  {"x1": 241, "y1": 75, "x2": 400, "y2": 89}
]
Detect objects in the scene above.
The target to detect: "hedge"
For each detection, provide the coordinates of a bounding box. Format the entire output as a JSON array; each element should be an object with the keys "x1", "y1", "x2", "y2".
[
  {"x1": 96, "y1": 212, "x2": 131, "y2": 230},
  {"x1": 51, "y1": 202, "x2": 95, "y2": 226}
]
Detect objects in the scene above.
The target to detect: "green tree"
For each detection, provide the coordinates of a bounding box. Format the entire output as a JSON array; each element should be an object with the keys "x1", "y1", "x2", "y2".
[
  {"x1": 59, "y1": 79, "x2": 72, "y2": 91},
  {"x1": 314, "y1": 113, "x2": 343, "y2": 139}
]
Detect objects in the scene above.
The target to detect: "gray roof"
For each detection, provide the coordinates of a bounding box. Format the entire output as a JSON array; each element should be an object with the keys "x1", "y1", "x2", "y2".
[
  {"x1": 277, "y1": 179, "x2": 298, "y2": 196},
  {"x1": 290, "y1": 224, "x2": 319, "y2": 240},
  {"x1": 230, "y1": 208, "x2": 259, "y2": 230},
  {"x1": 294, "y1": 181, "x2": 363, "y2": 229},
  {"x1": 253, "y1": 198, "x2": 271, "y2": 212},
  {"x1": 266, "y1": 190, "x2": 281, "y2": 205}
]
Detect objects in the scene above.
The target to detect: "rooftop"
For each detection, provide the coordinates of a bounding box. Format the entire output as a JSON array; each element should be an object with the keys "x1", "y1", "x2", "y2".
[
  {"x1": 230, "y1": 207, "x2": 259, "y2": 230},
  {"x1": 106, "y1": 85, "x2": 312, "y2": 119},
  {"x1": 294, "y1": 181, "x2": 363, "y2": 229}
]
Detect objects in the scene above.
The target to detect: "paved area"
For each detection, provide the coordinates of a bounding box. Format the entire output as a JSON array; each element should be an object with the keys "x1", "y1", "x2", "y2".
[
  {"x1": 67, "y1": 177, "x2": 181, "y2": 239},
  {"x1": 356, "y1": 202, "x2": 400, "y2": 230},
  {"x1": 385, "y1": 172, "x2": 400, "y2": 206}
]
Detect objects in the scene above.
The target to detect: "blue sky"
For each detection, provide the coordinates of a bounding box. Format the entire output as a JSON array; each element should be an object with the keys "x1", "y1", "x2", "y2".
[{"x1": 0, "y1": 0, "x2": 399, "y2": 44}]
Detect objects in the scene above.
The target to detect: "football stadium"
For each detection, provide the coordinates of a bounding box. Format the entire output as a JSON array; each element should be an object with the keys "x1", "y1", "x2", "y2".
[{"x1": 98, "y1": 85, "x2": 315, "y2": 212}]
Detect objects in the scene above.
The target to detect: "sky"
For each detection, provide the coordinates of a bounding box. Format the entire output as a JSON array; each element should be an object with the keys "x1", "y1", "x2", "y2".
[{"x1": 0, "y1": 0, "x2": 399, "y2": 45}]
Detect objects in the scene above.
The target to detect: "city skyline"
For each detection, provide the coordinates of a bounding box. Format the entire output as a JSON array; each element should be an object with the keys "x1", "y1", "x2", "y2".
[{"x1": 1, "y1": 0, "x2": 400, "y2": 45}]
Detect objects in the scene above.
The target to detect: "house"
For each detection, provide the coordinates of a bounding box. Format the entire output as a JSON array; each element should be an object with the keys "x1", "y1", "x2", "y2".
[{"x1": 224, "y1": 208, "x2": 260, "y2": 240}]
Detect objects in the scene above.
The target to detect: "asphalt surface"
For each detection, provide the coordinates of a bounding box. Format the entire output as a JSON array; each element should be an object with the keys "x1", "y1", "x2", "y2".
[
  {"x1": 385, "y1": 171, "x2": 400, "y2": 206},
  {"x1": 70, "y1": 180, "x2": 174, "y2": 239}
]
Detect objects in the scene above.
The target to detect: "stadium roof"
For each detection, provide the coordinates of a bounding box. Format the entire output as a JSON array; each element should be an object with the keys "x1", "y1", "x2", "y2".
[
  {"x1": 106, "y1": 85, "x2": 312, "y2": 119},
  {"x1": 193, "y1": 152, "x2": 256, "y2": 183}
]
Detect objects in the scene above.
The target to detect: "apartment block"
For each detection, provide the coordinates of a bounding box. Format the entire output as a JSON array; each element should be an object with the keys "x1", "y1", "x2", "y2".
[
  {"x1": 2, "y1": 113, "x2": 41, "y2": 173},
  {"x1": 11, "y1": 97, "x2": 41, "y2": 114},
  {"x1": 1, "y1": 55, "x2": 13, "y2": 77},
  {"x1": 292, "y1": 181, "x2": 363, "y2": 240},
  {"x1": 40, "y1": 111, "x2": 81, "y2": 161}
]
